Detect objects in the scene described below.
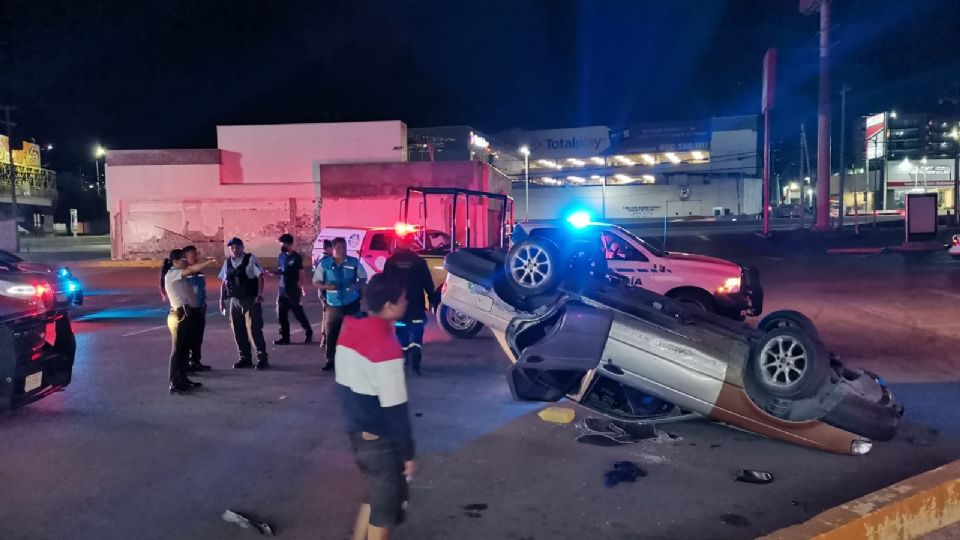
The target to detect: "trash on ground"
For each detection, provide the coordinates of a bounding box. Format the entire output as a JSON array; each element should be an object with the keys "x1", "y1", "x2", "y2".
[
  {"x1": 734, "y1": 469, "x2": 774, "y2": 484},
  {"x1": 577, "y1": 433, "x2": 632, "y2": 446},
  {"x1": 538, "y1": 406, "x2": 576, "y2": 424},
  {"x1": 582, "y1": 418, "x2": 657, "y2": 443},
  {"x1": 604, "y1": 461, "x2": 647, "y2": 487},
  {"x1": 222, "y1": 509, "x2": 275, "y2": 536},
  {"x1": 463, "y1": 503, "x2": 488, "y2": 511}
]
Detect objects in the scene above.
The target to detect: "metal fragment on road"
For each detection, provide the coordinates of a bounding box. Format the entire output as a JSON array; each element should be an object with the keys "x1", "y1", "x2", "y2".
[{"x1": 222, "y1": 509, "x2": 275, "y2": 536}]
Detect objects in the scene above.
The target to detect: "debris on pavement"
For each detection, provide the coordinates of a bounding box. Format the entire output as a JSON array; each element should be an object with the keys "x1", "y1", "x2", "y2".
[
  {"x1": 538, "y1": 406, "x2": 576, "y2": 424},
  {"x1": 463, "y1": 503, "x2": 488, "y2": 519},
  {"x1": 604, "y1": 461, "x2": 647, "y2": 487},
  {"x1": 222, "y1": 509, "x2": 275, "y2": 536},
  {"x1": 734, "y1": 469, "x2": 774, "y2": 484},
  {"x1": 577, "y1": 417, "x2": 658, "y2": 446},
  {"x1": 577, "y1": 433, "x2": 632, "y2": 446}
]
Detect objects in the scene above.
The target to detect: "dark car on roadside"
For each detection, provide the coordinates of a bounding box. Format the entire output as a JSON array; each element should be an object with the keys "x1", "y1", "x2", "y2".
[
  {"x1": 0, "y1": 250, "x2": 83, "y2": 306},
  {"x1": 0, "y1": 269, "x2": 76, "y2": 413}
]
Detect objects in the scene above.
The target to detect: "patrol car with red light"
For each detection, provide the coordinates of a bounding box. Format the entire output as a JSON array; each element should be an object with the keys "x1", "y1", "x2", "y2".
[{"x1": 503, "y1": 211, "x2": 763, "y2": 320}]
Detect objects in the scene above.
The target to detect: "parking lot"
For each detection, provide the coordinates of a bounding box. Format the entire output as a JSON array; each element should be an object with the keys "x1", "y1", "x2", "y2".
[{"x1": 1, "y1": 239, "x2": 959, "y2": 540}]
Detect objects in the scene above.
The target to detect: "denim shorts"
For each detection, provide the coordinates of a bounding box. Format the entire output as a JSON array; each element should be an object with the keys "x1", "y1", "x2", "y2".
[{"x1": 350, "y1": 432, "x2": 408, "y2": 527}]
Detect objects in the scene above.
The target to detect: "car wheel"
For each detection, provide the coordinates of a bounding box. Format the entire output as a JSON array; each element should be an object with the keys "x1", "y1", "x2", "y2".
[
  {"x1": 438, "y1": 304, "x2": 484, "y2": 339},
  {"x1": 670, "y1": 289, "x2": 715, "y2": 312},
  {"x1": 753, "y1": 328, "x2": 830, "y2": 400},
  {"x1": 757, "y1": 310, "x2": 819, "y2": 338},
  {"x1": 506, "y1": 236, "x2": 563, "y2": 296}
]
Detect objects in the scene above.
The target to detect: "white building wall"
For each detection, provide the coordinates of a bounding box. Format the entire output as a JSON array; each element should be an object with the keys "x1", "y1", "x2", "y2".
[
  {"x1": 217, "y1": 121, "x2": 407, "y2": 184},
  {"x1": 512, "y1": 178, "x2": 761, "y2": 220}
]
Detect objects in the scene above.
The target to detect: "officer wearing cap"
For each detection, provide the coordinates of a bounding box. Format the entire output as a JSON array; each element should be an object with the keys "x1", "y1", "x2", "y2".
[
  {"x1": 273, "y1": 233, "x2": 312, "y2": 345},
  {"x1": 218, "y1": 237, "x2": 270, "y2": 369},
  {"x1": 383, "y1": 232, "x2": 440, "y2": 375}
]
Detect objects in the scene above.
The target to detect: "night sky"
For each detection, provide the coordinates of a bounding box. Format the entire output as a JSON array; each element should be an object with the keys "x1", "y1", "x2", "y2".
[{"x1": 2, "y1": 0, "x2": 959, "y2": 175}]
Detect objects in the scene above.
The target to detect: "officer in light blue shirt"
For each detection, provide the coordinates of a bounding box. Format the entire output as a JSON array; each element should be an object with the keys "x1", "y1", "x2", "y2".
[{"x1": 313, "y1": 237, "x2": 367, "y2": 371}]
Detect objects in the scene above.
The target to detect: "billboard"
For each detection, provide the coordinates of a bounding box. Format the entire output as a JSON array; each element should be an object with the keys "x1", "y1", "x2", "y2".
[
  {"x1": 522, "y1": 126, "x2": 612, "y2": 159},
  {"x1": 886, "y1": 158, "x2": 955, "y2": 187},
  {"x1": 866, "y1": 113, "x2": 885, "y2": 160},
  {"x1": 620, "y1": 121, "x2": 711, "y2": 153}
]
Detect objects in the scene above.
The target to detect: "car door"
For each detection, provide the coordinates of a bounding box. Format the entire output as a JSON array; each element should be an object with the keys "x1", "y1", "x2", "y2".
[
  {"x1": 361, "y1": 231, "x2": 393, "y2": 275},
  {"x1": 599, "y1": 230, "x2": 654, "y2": 288},
  {"x1": 505, "y1": 301, "x2": 614, "y2": 402}
]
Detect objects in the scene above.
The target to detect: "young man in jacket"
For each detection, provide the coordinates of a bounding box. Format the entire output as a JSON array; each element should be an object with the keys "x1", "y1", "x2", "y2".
[{"x1": 335, "y1": 273, "x2": 415, "y2": 540}]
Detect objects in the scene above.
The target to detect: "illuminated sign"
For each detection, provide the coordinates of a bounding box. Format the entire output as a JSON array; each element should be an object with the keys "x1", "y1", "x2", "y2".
[
  {"x1": 887, "y1": 158, "x2": 955, "y2": 187},
  {"x1": 524, "y1": 126, "x2": 612, "y2": 158},
  {"x1": 866, "y1": 113, "x2": 885, "y2": 160},
  {"x1": 469, "y1": 133, "x2": 489, "y2": 149}
]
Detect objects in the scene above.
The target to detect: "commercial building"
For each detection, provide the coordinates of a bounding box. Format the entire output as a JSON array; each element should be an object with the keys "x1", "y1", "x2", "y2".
[
  {"x1": 0, "y1": 136, "x2": 58, "y2": 233},
  {"x1": 491, "y1": 116, "x2": 761, "y2": 220},
  {"x1": 864, "y1": 112, "x2": 960, "y2": 211},
  {"x1": 106, "y1": 121, "x2": 510, "y2": 260}
]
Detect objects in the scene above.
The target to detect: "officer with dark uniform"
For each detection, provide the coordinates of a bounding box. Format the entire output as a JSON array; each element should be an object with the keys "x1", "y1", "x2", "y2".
[
  {"x1": 182, "y1": 245, "x2": 212, "y2": 371},
  {"x1": 218, "y1": 237, "x2": 270, "y2": 370},
  {"x1": 383, "y1": 233, "x2": 440, "y2": 375},
  {"x1": 273, "y1": 233, "x2": 312, "y2": 345}
]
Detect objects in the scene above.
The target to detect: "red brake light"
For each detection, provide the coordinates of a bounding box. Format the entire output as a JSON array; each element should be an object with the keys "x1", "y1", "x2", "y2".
[{"x1": 953, "y1": 237, "x2": 960, "y2": 247}]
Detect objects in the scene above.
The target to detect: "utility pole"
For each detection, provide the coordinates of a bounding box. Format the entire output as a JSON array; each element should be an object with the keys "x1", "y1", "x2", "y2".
[
  {"x1": 801, "y1": 0, "x2": 832, "y2": 230},
  {"x1": 838, "y1": 84, "x2": 850, "y2": 229},
  {"x1": 0, "y1": 105, "x2": 19, "y2": 252}
]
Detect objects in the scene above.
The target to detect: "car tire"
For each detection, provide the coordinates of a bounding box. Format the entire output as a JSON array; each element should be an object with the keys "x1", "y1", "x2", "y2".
[
  {"x1": 670, "y1": 289, "x2": 715, "y2": 313},
  {"x1": 437, "y1": 304, "x2": 484, "y2": 339},
  {"x1": 757, "y1": 310, "x2": 819, "y2": 339},
  {"x1": 505, "y1": 236, "x2": 563, "y2": 296},
  {"x1": 752, "y1": 327, "x2": 830, "y2": 400}
]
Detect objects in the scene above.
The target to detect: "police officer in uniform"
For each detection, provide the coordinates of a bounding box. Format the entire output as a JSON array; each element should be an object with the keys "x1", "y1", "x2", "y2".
[
  {"x1": 164, "y1": 249, "x2": 217, "y2": 393},
  {"x1": 218, "y1": 237, "x2": 270, "y2": 370},
  {"x1": 383, "y1": 233, "x2": 440, "y2": 375},
  {"x1": 273, "y1": 233, "x2": 312, "y2": 345},
  {"x1": 182, "y1": 245, "x2": 212, "y2": 371}
]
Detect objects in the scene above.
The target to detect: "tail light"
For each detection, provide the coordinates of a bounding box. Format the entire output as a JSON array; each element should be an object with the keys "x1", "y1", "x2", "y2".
[{"x1": 953, "y1": 236, "x2": 960, "y2": 247}]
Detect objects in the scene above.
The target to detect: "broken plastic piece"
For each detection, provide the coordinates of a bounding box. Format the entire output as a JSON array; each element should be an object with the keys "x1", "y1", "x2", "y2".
[
  {"x1": 604, "y1": 461, "x2": 647, "y2": 487},
  {"x1": 577, "y1": 433, "x2": 631, "y2": 446},
  {"x1": 538, "y1": 406, "x2": 576, "y2": 424},
  {"x1": 583, "y1": 418, "x2": 658, "y2": 441},
  {"x1": 222, "y1": 509, "x2": 275, "y2": 536},
  {"x1": 734, "y1": 469, "x2": 773, "y2": 484}
]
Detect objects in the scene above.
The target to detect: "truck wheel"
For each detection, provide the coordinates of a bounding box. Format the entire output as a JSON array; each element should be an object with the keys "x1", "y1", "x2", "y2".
[
  {"x1": 438, "y1": 304, "x2": 484, "y2": 339},
  {"x1": 757, "y1": 310, "x2": 820, "y2": 339},
  {"x1": 752, "y1": 328, "x2": 830, "y2": 400},
  {"x1": 505, "y1": 236, "x2": 563, "y2": 296},
  {"x1": 670, "y1": 289, "x2": 715, "y2": 312}
]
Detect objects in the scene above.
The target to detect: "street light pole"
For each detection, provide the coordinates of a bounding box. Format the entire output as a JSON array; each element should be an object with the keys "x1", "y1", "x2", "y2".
[
  {"x1": 94, "y1": 145, "x2": 107, "y2": 198},
  {"x1": 1, "y1": 105, "x2": 19, "y2": 252},
  {"x1": 953, "y1": 127, "x2": 959, "y2": 226},
  {"x1": 519, "y1": 146, "x2": 530, "y2": 221},
  {"x1": 838, "y1": 84, "x2": 850, "y2": 229}
]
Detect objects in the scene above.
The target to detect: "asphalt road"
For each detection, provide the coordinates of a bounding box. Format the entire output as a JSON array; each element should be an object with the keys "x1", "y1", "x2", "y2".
[{"x1": 1, "y1": 246, "x2": 959, "y2": 540}]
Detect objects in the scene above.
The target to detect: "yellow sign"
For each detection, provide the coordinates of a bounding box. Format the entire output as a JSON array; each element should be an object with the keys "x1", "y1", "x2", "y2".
[
  {"x1": 20, "y1": 141, "x2": 41, "y2": 168},
  {"x1": 0, "y1": 135, "x2": 8, "y2": 164}
]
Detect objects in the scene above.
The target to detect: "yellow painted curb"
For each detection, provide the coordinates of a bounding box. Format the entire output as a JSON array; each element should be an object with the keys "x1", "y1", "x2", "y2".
[{"x1": 760, "y1": 460, "x2": 960, "y2": 540}]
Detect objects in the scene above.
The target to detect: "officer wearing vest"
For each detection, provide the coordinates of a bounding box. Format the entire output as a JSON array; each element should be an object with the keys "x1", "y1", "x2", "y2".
[
  {"x1": 383, "y1": 233, "x2": 440, "y2": 375},
  {"x1": 218, "y1": 237, "x2": 270, "y2": 370},
  {"x1": 273, "y1": 233, "x2": 312, "y2": 345},
  {"x1": 315, "y1": 236, "x2": 367, "y2": 371}
]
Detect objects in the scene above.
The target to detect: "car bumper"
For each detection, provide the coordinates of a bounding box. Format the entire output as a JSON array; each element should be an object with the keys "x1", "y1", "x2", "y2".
[{"x1": 0, "y1": 312, "x2": 76, "y2": 413}]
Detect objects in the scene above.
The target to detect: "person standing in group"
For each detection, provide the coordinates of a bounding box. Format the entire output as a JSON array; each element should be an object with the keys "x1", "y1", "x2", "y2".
[
  {"x1": 218, "y1": 237, "x2": 270, "y2": 370},
  {"x1": 383, "y1": 233, "x2": 440, "y2": 376},
  {"x1": 164, "y1": 249, "x2": 217, "y2": 394},
  {"x1": 312, "y1": 239, "x2": 334, "y2": 346},
  {"x1": 182, "y1": 245, "x2": 212, "y2": 371},
  {"x1": 273, "y1": 233, "x2": 313, "y2": 345},
  {"x1": 335, "y1": 273, "x2": 415, "y2": 540},
  {"x1": 315, "y1": 237, "x2": 366, "y2": 372}
]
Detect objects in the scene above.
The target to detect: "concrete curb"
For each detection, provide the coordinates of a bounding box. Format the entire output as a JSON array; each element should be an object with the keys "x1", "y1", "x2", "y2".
[{"x1": 760, "y1": 460, "x2": 960, "y2": 540}]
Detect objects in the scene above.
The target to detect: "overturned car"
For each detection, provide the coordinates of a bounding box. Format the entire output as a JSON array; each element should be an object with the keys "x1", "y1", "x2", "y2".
[{"x1": 441, "y1": 245, "x2": 902, "y2": 455}]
